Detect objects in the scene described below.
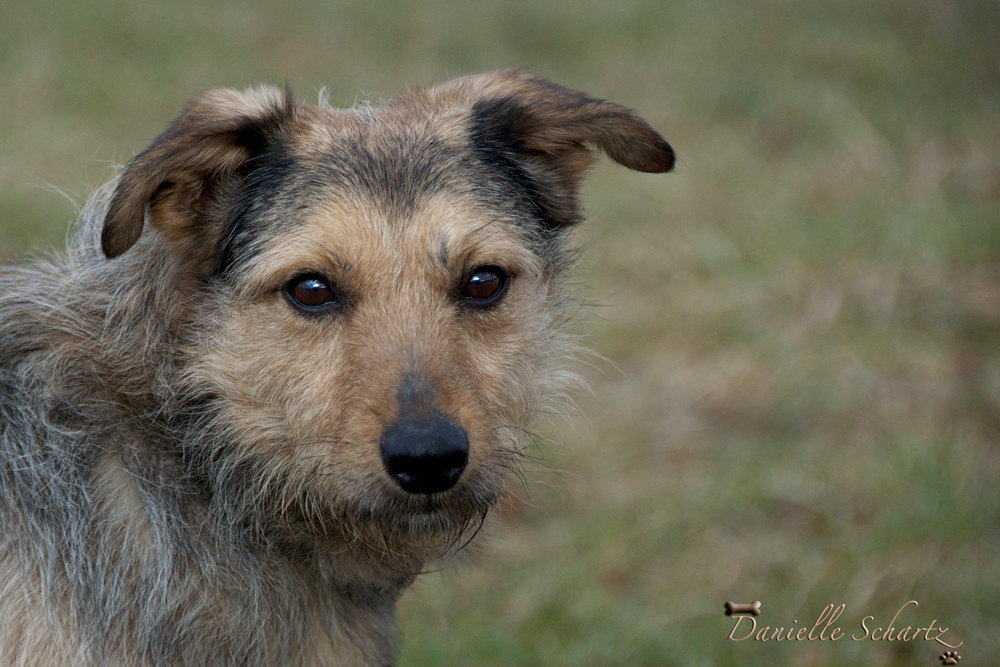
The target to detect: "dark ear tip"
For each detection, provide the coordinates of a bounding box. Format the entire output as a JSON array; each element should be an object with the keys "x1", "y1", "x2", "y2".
[
  {"x1": 618, "y1": 135, "x2": 675, "y2": 174},
  {"x1": 648, "y1": 138, "x2": 676, "y2": 173},
  {"x1": 101, "y1": 231, "x2": 125, "y2": 259},
  {"x1": 100, "y1": 215, "x2": 138, "y2": 259}
]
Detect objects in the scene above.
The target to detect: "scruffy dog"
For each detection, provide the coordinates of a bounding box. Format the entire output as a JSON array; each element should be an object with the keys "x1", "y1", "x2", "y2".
[{"x1": 0, "y1": 69, "x2": 673, "y2": 666}]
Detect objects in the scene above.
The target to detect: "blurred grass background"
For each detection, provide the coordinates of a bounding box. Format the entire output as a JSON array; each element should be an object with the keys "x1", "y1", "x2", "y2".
[{"x1": 3, "y1": 1, "x2": 999, "y2": 664}]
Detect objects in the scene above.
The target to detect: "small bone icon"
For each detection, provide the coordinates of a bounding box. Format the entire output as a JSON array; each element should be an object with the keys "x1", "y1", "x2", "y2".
[
  {"x1": 725, "y1": 601, "x2": 761, "y2": 616},
  {"x1": 939, "y1": 650, "x2": 961, "y2": 664}
]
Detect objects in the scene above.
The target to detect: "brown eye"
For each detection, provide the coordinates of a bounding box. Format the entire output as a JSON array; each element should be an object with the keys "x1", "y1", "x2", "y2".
[
  {"x1": 284, "y1": 274, "x2": 340, "y2": 312},
  {"x1": 460, "y1": 266, "x2": 509, "y2": 306}
]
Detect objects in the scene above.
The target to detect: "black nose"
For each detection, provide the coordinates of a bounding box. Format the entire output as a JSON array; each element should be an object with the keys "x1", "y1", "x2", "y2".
[{"x1": 380, "y1": 417, "x2": 469, "y2": 494}]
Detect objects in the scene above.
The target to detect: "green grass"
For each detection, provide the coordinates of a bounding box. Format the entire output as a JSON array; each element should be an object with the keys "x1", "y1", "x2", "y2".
[{"x1": 3, "y1": 1, "x2": 999, "y2": 664}]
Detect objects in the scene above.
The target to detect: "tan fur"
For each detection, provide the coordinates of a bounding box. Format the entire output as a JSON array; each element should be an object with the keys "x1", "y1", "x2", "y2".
[
  {"x1": 0, "y1": 546, "x2": 85, "y2": 666},
  {"x1": 0, "y1": 69, "x2": 673, "y2": 666}
]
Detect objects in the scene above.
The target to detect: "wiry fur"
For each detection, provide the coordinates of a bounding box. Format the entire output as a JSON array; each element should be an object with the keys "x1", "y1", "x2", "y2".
[{"x1": 0, "y1": 69, "x2": 673, "y2": 666}]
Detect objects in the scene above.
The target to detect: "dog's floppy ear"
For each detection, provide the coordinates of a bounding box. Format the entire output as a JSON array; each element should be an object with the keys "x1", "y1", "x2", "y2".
[
  {"x1": 102, "y1": 85, "x2": 296, "y2": 259},
  {"x1": 446, "y1": 68, "x2": 674, "y2": 228}
]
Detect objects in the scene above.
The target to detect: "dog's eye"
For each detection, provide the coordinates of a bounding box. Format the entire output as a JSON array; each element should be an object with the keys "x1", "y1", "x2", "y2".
[
  {"x1": 284, "y1": 275, "x2": 340, "y2": 312},
  {"x1": 460, "y1": 266, "x2": 509, "y2": 306}
]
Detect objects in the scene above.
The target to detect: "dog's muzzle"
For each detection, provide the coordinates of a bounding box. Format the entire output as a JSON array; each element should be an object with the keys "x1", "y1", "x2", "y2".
[{"x1": 380, "y1": 417, "x2": 469, "y2": 494}]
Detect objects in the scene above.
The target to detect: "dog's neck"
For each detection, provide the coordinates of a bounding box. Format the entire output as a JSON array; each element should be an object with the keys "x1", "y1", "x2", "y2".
[{"x1": 93, "y1": 449, "x2": 412, "y2": 666}]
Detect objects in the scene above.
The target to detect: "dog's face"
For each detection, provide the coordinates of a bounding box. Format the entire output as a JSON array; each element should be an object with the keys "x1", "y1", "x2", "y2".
[{"x1": 101, "y1": 70, "x2": 673, "y2": 561}]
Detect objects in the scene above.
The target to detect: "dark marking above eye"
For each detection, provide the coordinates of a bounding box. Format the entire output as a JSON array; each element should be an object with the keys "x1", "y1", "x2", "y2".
[{"x1": 439, "y1": 240, "x2": 449, "y2": 267}]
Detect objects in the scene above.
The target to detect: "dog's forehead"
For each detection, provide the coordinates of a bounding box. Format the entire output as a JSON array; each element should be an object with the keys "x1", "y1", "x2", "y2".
[
  {"x1": 265, "y1": 103, "x2": 481, "y2": 223},
  {"x1": 246, "y1": 102, "x2": 536, "y2": 269},
  {"x1": 241, "y1": 187, "x2": 538, "y2": 290},
  {"x1": 290, "y1": 101, "x2": 471, "y2": 168},
  {"x1": 221, "y1": 101, "x2": 516, "y2": 279},
  {"x1": 298, "y1": 95, "x2": 471, "y2": 140}
]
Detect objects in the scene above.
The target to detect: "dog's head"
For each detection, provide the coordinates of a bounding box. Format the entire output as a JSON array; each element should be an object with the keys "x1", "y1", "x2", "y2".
[{"x1": 102, "y1": 69, "x2": 673, "y2": 563}]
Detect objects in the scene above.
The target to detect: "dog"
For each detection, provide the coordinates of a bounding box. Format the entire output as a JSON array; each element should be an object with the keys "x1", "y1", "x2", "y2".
[{"x1": 0, "y1": 69, "x2": 673, "y2": 666}]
